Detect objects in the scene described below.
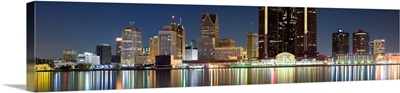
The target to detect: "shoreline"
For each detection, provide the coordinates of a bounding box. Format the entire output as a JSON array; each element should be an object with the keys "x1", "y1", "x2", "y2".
[{"x1": 36, "y1": 63, "x2": 400, "y2": 72}]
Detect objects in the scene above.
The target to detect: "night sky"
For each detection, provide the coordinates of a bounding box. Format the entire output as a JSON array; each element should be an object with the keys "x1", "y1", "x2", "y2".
[{"x1": 35, "y1": 1, "x2": 399, "y2": 59}]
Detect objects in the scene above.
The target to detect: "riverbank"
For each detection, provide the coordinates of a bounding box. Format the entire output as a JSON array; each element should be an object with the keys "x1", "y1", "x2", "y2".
[{"x1": 36, "y1": 63, "x2": 400, "y2": 72}]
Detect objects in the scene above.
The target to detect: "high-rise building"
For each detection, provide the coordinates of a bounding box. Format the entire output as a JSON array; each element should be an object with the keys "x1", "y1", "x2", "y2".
[
  {"x1": 373, "y1": 39, "x2": 385, "y2": 55},
  {"x1": 197, "y1": 36, "x2": 216, "y2": 60},
  {"x1": 369, "y1": 41, "x2": 374, "y2": 54},
  {"x1": 63, "y1": 50, "x2": 77, "y2": 62},
  {"x1": 353, "y1": 29, "x2": 370, "y2": 54},
  {"x1": 201, "y1": 13, "x2": 219, "y2": 47},
  {"x1": 214, "y1": 47, "x2": 243, "y2": 60},
  {"x1": 121, "y1": 23, "x2": 142, "y2": 64},
  {"x1": 96, "y1": 44, "x2": 112, "y2": 65},
  {"x1": 158, "y1": 25, "x2": 177, "y2": 59},
  {"x1": 77, "y1": 52, "x2": 100, "y2": 65},
  {"x1": 258, "y1": 6, "x2": 317, "y2": 59},
  {"x1": 247, "y1": 32, "x2": 258, "y2": 59},
  {"x1": 184, "y1": 46, "x2": 198, "y2": 60},
  {"x1": 149, "y1": 36, "x2": 159, "y2": 63},
  {"x1": 294, "y1": 7, "x2": 318, "y2": 58},
  {"x1": 332, "y1": 30, "x2": 349, "y2": 56},
  {"x1": 219, "y1": 38, "x2": 235, "y2": 47},
  {"x1": 169, "y1": 16, "x2": 185, "y2": 60},
  {"x1": 258, "y1": 7, "x2": 279, "y2": 59}
]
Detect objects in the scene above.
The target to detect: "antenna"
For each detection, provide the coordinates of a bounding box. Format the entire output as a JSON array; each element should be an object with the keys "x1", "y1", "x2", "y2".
[
  {"x1": 172, "y1": 15, "x2": 175, "y2": 22},
  {"x1": 179, "y1": 18, "x2": 182, "y2": 25}
]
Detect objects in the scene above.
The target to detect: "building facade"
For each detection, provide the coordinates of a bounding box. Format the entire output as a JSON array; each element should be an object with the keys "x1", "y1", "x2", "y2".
[
  {"x1": 332, "y1": 30, "x2": 349, "y2": 56},
  {"x1": 201, "y1": 13, "x2": 220, "y2": 47},
  {"x1": 77, "y1": 52, "x2": 100, "y2": 65},
  {"x1": 158, "y1": 25, "x2": 177, "y2": 59},
  {"x1": 247, "y1": 32, "x2": 259, "y2": 59},
  {"x1": 214, "y1": 47, "x2": 243, "y2": 60},
  {"x1": 373, "y1": 39, "x2": 385, "y2": 55},
  {"x1": 149, "y1": 36, "x2": 159, "y2": 63},
  {"x1": 121, "y1": 23, "x2": 142, "y2": 64},
  {"x1": 96, "y1": 44, "x2": 112, "y2": 65},
  {"x1": 184, "y1": 46, "x2": 198, "y2": 60},
  {"x1": 197, "y1": 36, "x2": 216, "y2": 60},
  {"x1": 353, "y1": 29, "x2": 370, "y2": 54}
]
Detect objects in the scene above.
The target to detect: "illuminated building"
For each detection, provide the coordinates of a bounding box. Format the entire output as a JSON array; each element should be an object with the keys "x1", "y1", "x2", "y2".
[
  {"x1": 385, "y1": 53, "x2": 400, "y2": 63},
  {"x1": 96, "y1": 44, "x2": 111, "y2": 65},
  {"x1": 333, "y1": 53, "x2": 374, "y2": 64},
  {"x1": 213, "y1": 47, "x2": 243, "y2": 60},
  {"x1": 158, "y1": 25, "x2": 177, "y2": 59},
  {"x1": 197, "y1": 36, "x2": 216, "y2": 60},
  {"x1": 149, "y1": 36, "x2": 159, "y2": 63},
  {"x1": 63, "y1": 50, "x2": 77, "y2": 62},
  {"x1": 115, "y1": 37, "x2": 122, "y2": 56},
  {"x1": 121, "y1": 23, "x2": 142, "y2": 64},
  {"x1": 184, "y1": 46, "x2": 198, "y2": 60},
  {"x1": 332, "y1": 29, "x2": 349, "y2": 56},
  {"x1": 275, "y1": 52, "x2": 296, "y2": 65},
  {"x1": 369, "y1": 41, "x2": 374, "y2": 54},
  {"x1": 77, "y1": 52, "x2": 100, "y2": 65},
  {"x1": 373, "y1": 39, "x2": 385, "y2": 55},
  {"x1": 247, "y1": 32, "x2": 259, "y2": 59},
  {"x1": 35, "y1": 58, "x2": 54, "y2": 65},
  {"x1": 169, "y1": 16, "x2": 185, "y2": 60},
  {"x1": 201, "y1": 13, "x2": 219, "y2": 47},
  {"x1": 353, "y1": 29, "x2": 370, "y2": 54},
  {"x1": 258, "y1": 6, "x2": 317, "y2": 58},
  {"x1": 219, "y1": 38, "x2": 235, "y2": 47}
]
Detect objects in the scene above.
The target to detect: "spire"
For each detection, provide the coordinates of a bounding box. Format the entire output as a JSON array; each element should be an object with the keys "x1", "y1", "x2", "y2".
[
  {"x1": 179, "y1": 18, "x2": 182, "y2": 25},
  {"x1": 172, "y1": 15, "x2": 175, "y2": 22}
]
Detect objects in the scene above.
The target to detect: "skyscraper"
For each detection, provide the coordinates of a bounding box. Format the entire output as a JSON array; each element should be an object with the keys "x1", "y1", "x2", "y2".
[
  {"x1": 258, "y1": 7, "x2": 279, "y2": 59},
  {"x1": 353, "y1": 29, "x2": 370, "y2": 54},
  {"x1": 170, "y1": 16, "x2": 185, "y2": 60},
  {"x1": 219, "y1": 38, "x2": 235, "y2": 47},
  {"x1": 149, "y1": 36, "x2": 159, "y2": 63},
  {"x1": 369, "y1": 41, "x2": 374, "y2": 54},
  {"x1": 332, "y1": 30, "x2": 349, "y2": 56},
  {"x1": 258, "y1": 6, "x2": 317, "y2": 59},
  {"x1": 158, "y1": 25, "x2": 177, "y2": 59},
  {"x1": 201, "y1": 13, "x2": 219, "y2": 47},
  {"x1": 197, "y1": 36, "x2": 216, "y2": 60},
  {"x1": 121, "y1": 23, "x2": 142, "y2": 64},
  {"x1": 247, "y1": 32, "x2": 258, "y2": 59},
  {"x1": 63, "y1": 50, "x2": 77, "y2": 62},
  {"x1": 96, "y1": 44, "x2": 111, "y2": 65},
  {"x1": 373, "y1": 39, "x2": 385, "y2": 55}
]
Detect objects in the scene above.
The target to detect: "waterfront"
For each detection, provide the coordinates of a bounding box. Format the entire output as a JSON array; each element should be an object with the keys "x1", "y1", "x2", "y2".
[{"x1": 36, "y1": 65, "x2": 400, "y2": 92}]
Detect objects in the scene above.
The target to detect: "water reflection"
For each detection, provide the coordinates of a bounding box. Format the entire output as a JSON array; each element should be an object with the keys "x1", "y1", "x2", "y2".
[{"x1": 36, "y1": 65, "x2": 400, "y2": 92}]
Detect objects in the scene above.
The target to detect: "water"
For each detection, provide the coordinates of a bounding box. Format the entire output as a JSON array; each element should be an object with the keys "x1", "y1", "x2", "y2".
[{"x1": 35, "y1": 65, "x2": 400, "y2": 92}]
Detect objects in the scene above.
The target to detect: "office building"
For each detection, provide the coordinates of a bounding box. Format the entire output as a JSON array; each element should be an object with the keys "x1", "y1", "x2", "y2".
[
  {"x1": 158, "y1": 25, "x2": 177, "y2": 59},
  {"x1": 201, "y1": 13, "x2": 220, "y2": 46},
  {"x1": 142, "y1": 47, "x2": 150, "y2": 55},
  {"x1": 77, "y1": 52, "x2": 100, "y2": 65},
  {"x1": 353, "y1": 29, "x2": 370, "y2": 54},
  {"x1": 121, "y1": 23, "x2": 142, "y2": 64},
  {"x1": 197, "y1": 36, "x2": 216, "y2": 60},
  {"x1": 369, "y1": 41, "x2": 374, "y2": 54},
  {"x1": 115, "y1": 37, "x2": 122, "y2": 56},
  {"x1": 373, "y1": 39, "x2": 385, "y2": 55},
  {"x1": 184, "y1": 46, "x2": 198, "y2": 60},
  {"x1": 149, "y1": 36, "x2": 159, "y2": 63},
  {"x1": 247, "y1": 32, "x2": 259, "y2": 59},
  {"x1": 214, "y1": 47, "x2": 243, "y2": 60},
  {"x1": 332, "y1": 29, "x2": 349, "y2": 56},
  {"x1": 96, "y1": 44, "x2": 112, "y2": 65}
]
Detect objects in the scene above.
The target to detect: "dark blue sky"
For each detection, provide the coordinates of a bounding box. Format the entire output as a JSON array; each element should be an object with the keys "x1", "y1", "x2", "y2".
[{"x1": 35, "y1": 1, "x2": 399, "y2": 59}]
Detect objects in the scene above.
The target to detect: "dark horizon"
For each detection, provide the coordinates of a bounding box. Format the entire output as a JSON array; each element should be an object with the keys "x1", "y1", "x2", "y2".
[{"x1": 34, "y1": 1, "x2": 399, "y2": 59}]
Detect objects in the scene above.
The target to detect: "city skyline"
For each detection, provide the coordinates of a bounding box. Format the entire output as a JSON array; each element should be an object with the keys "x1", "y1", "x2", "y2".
[{"x1": 35, "y1": 2, "x2": 399, "y2": 59}]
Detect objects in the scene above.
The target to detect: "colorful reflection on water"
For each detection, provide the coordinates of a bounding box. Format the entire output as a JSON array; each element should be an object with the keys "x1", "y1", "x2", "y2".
[{"x1": 35, "y1": 65, "x2": 400, "y2": 92}]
